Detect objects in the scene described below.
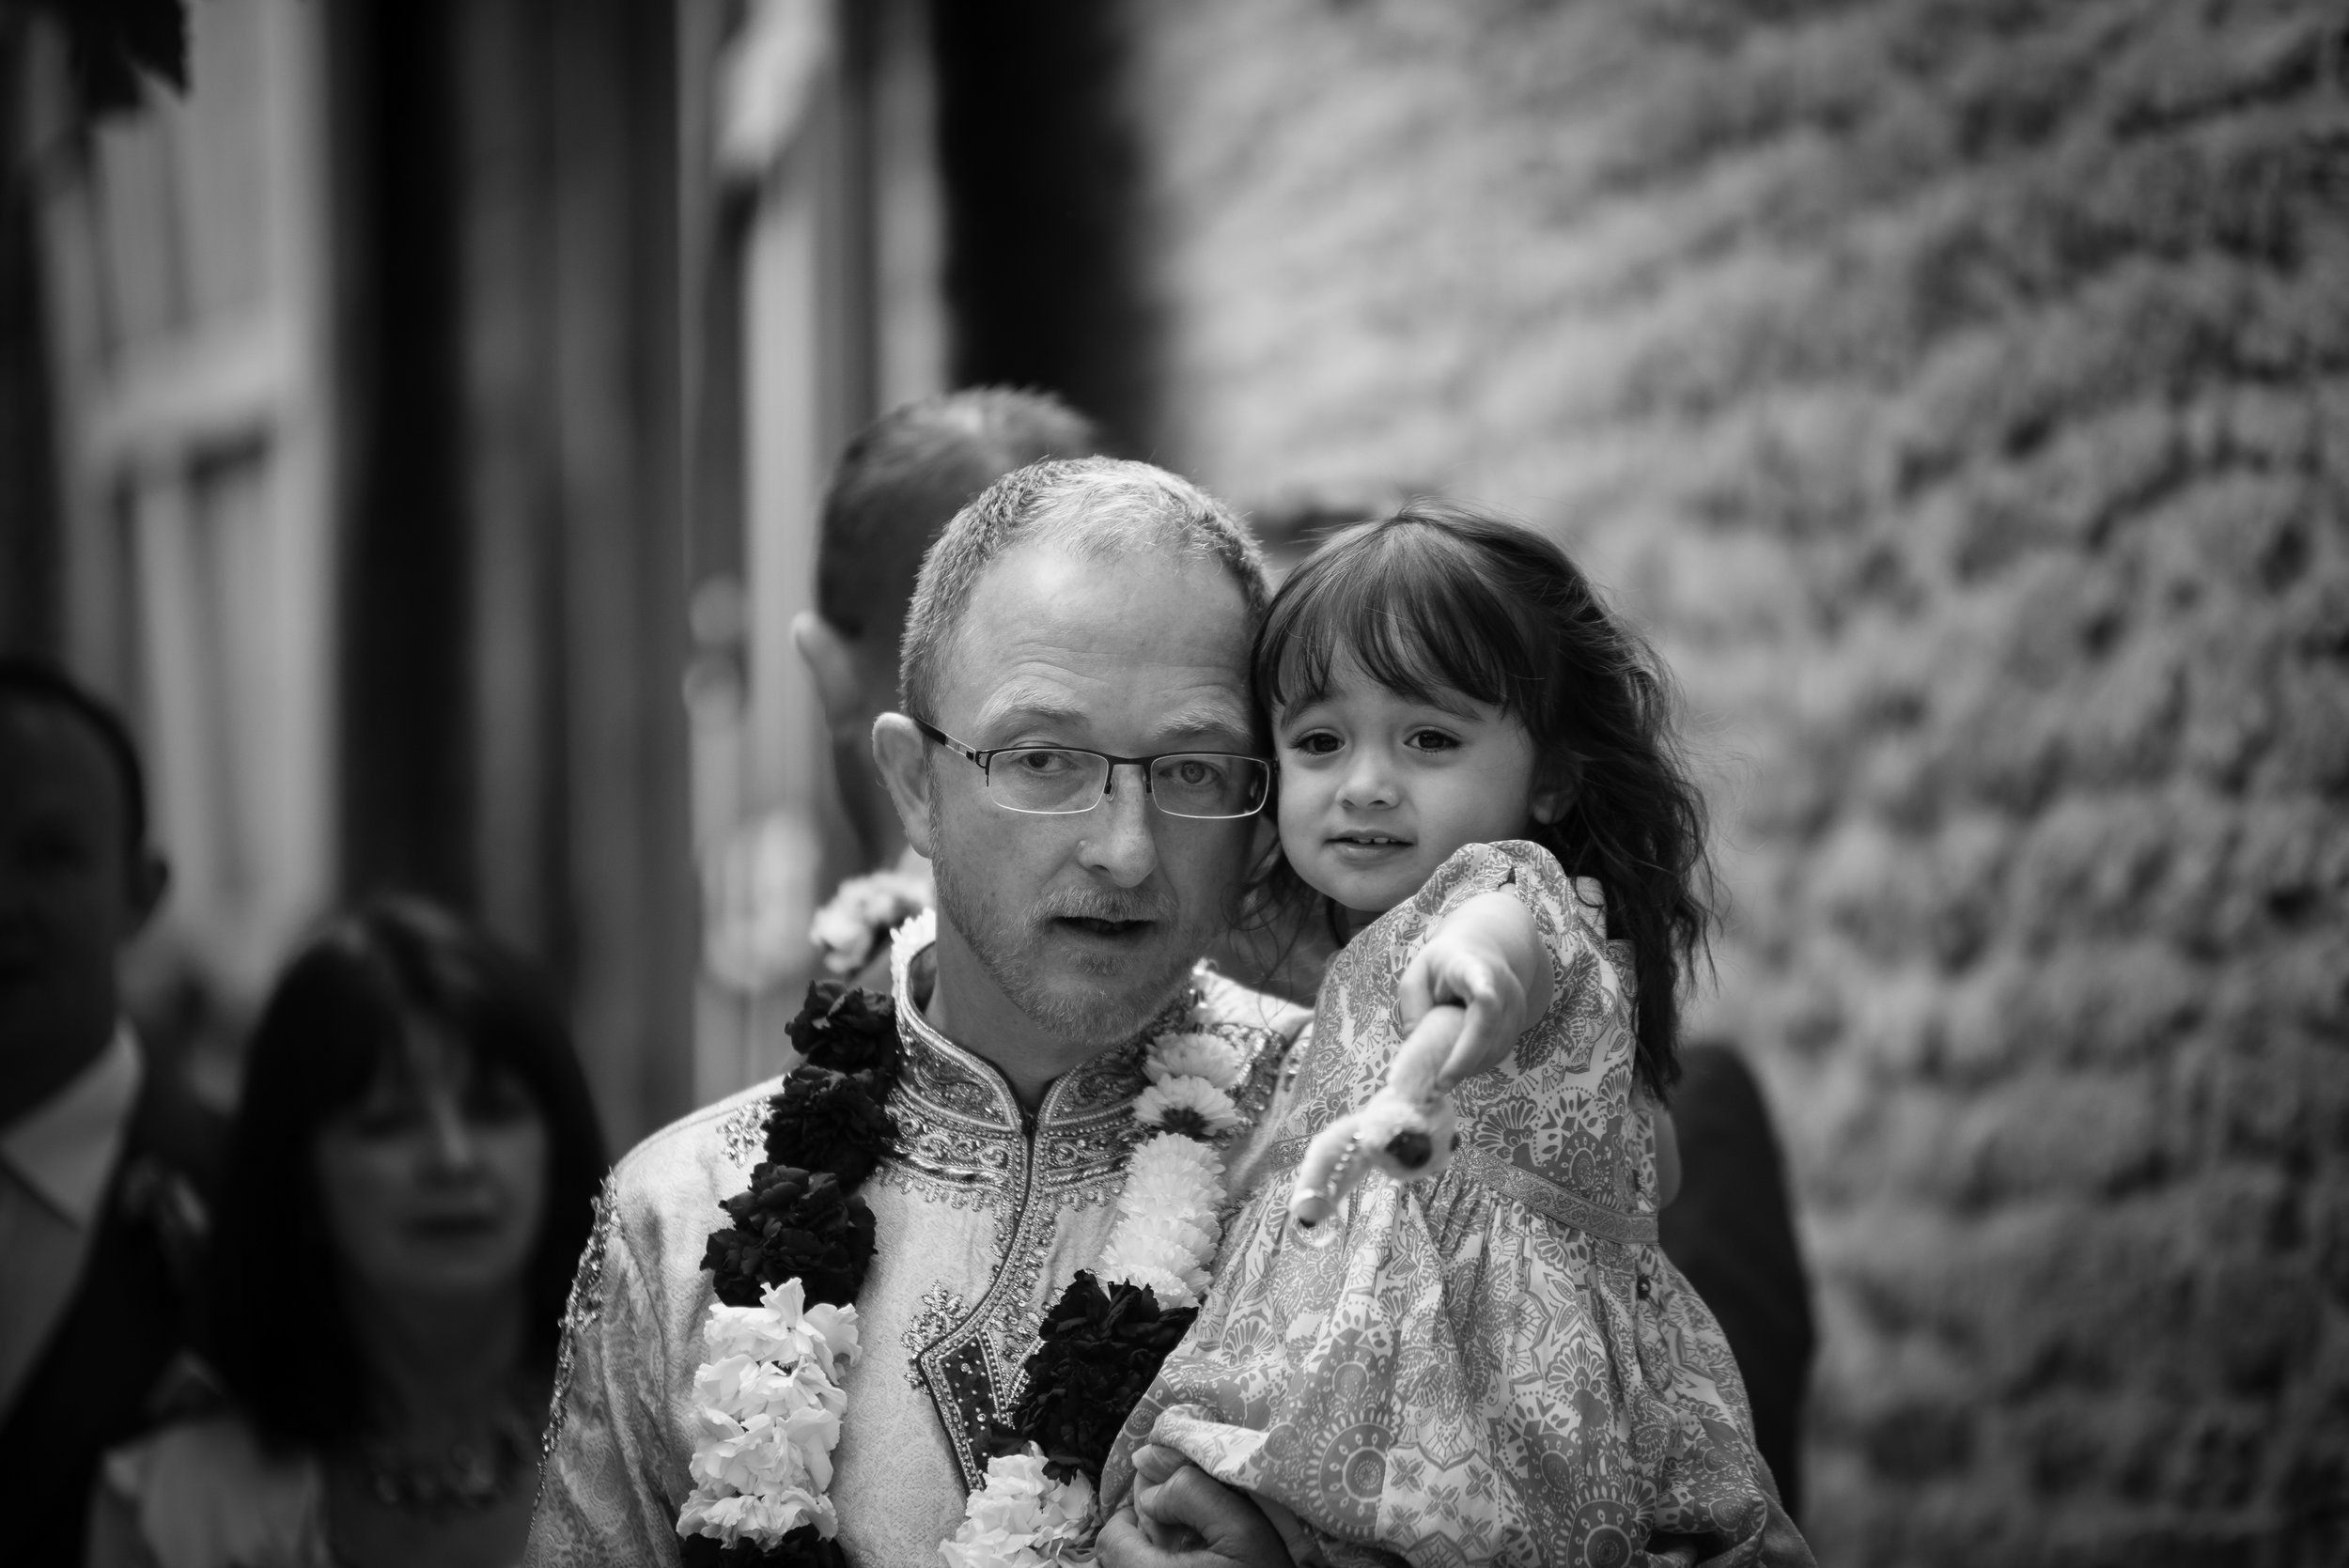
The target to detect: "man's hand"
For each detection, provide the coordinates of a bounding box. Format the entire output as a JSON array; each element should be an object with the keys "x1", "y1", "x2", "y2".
[
  {"x1": 1395, "y1": 890, "x2": 1551, "y2": 1090},
  {"x1": 1097, "y1": 1445, "x2": 1294, "y2": 1568}
]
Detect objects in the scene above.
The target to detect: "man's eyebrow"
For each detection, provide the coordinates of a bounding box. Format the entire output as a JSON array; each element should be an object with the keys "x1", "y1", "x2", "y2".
[
  {"x1": 969, "y1": 690, "x2": 1093, "y2": 735},
  {"x1": 1150, "y1": 704, "x2": 1256, "y2": 747}
]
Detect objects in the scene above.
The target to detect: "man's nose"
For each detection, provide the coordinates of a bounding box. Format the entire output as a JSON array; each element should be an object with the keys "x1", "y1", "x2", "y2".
[{"x1": 1077, "y1": 762, "x2": 1160, "y2": 887}]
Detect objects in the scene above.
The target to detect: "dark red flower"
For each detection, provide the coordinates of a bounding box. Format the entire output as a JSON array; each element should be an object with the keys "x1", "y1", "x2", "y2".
[
  {"x1": 763, "y1": 1065, "x2": 898, "y2": 1188},
  {"x1": 785, "y1": 981, "x2": 900, "y2": 1078},
  {"x1": 702, "y1": 1166, "x2": 877, "y2": 1308},
  {"x1": 1007, "y1": 1271, "x2": 1197, "y2": 1481}
]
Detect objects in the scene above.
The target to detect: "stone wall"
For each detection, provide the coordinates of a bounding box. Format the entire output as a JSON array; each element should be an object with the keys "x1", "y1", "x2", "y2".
[{"x1": 1120, "y1": 1, "x2": 2349, "y2": 1560}]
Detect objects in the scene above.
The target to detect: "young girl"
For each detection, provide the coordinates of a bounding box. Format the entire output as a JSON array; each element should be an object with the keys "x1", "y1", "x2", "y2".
[{"x1": 1105, "y1": 505, "x2": 1807, "y2": 1567}]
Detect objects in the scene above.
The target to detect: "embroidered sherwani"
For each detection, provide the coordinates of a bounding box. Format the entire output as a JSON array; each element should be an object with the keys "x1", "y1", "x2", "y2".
[{"x1": 525, "y1": 928, "x2": 1310, "y2": 1567}]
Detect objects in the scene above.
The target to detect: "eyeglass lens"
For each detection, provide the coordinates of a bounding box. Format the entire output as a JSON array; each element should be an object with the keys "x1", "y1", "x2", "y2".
[{"x1": 987, "y1": 749, "x2": 1268, "y2": 818}]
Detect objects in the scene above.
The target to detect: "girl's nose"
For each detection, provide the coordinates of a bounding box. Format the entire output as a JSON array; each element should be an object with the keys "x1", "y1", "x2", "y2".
[{"x1": 1336, "y1": 752, "x2": 1398, "y2": 810}]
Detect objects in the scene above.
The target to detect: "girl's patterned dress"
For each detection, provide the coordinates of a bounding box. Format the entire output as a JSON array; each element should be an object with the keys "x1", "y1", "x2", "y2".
[{"x1": 1109, "y1": 842, "x2": 1791, "y2": 1568}]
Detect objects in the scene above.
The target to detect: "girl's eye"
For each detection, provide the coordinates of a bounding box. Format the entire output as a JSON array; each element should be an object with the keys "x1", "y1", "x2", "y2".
[
  {"x1": 1287, "y1": 732, "x2": 1343, "y2": 756},
  {"x1": 349, "y1": 1097, "x2": 428, "y2": 1139},
  {"x1": 464, "y1": 1072, "x2": 536, "y2": 1124},
  {"x1": 1405, "y1": 730, "x2": 1459, "y2": 753}
]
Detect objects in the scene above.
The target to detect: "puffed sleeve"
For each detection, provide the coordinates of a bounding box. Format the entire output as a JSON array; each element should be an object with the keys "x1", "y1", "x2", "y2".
[
  {"x1": 1406, "y1": 839, "x2": 1606, "y2": 1036},
  {"x1": 525, "y1": 1185, "x2": 690, "y2": 1568},
  {"x1": 1415, "y1": 841, "x2": 1646, "y2": 1208}
]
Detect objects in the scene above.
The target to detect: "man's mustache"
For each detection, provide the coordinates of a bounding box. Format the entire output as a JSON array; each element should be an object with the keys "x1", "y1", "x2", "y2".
[{"x1": 1033, "y1": 889, "x2": 1174, "y2": 925}]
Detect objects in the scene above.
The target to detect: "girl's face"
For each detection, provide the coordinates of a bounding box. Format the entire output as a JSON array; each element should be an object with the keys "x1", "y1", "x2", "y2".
[
  {"x1": 313, "y1": 1026, "x2": 549, "y2": 1305},
  {"x1": 1273, "y1": 654, "x2": 1560, "y2": 916}
]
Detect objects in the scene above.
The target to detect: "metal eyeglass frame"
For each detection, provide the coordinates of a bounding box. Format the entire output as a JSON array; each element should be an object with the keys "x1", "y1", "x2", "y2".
[{"x1": 910, "y1": 719, "x2": 1272, "y2": 819}]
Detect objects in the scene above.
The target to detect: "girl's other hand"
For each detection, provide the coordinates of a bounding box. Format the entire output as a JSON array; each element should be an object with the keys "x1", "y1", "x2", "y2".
[{"x1": 1395, "y1": 891, "x2": 1551, "y2": 1092}]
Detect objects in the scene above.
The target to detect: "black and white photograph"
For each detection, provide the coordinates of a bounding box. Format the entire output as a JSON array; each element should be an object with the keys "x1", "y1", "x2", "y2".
[{"x1": 1, "y1": 2, "x2": 2342, "y2": 1564}]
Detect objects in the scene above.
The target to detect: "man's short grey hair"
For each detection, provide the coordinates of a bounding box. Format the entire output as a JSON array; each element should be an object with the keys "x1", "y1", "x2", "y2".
[{"x1": 898, "y1": 457, "x2": 1269, "y2": 721}]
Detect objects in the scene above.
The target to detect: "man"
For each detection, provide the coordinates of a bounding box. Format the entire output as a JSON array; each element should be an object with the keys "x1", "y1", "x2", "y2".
[
  {"x1": 0, "y1": 659, "x2": 219, "y2": 1564},
  {"x1": 1659, "y1": 1041, "x2": 1816, "y2": 1523},
  {"x1": 530, "y1": 458, "x2": 1303, "y2": 1564},
  {"x1": 793, "y1": 388, "x2": 1098, "y2": 872}
]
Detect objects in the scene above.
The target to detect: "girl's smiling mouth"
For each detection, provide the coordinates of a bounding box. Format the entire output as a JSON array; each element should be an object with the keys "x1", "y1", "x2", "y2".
[{"x1": 1328, "y1": 831, "x2": 1416, "y2": 860}]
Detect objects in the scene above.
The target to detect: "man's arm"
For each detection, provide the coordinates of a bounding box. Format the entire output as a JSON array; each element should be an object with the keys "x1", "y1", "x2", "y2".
[
  {"x1": 525, "y1": 1205, "x2": 687, "y2": 1567},
  {"x1": 1097, "y1": 1446, "x2": 1295, "y2": 1568}
]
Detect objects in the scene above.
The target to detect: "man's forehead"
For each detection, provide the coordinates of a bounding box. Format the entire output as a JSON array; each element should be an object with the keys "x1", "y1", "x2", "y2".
[
  {"x1": 936, "y1": 543, "x2": 1254, "y2": 725},
  {"x1": 971, "y1": 679, "x2": 1252, "y2": 739}
]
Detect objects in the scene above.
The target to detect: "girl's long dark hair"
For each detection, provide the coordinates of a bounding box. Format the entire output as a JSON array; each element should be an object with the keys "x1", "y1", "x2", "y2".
[
  {"x1": 1253, "y1": 502, "x2": 1714, "y2": 1097},
  {"x1": 205, "y1": 896, "x2": 607, "y2": 1451}
]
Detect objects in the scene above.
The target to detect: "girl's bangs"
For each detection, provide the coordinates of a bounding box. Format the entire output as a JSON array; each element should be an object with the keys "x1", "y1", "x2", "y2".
[{"x1": 1259, "y1": 525, "x2": 1533, "y2": 718}]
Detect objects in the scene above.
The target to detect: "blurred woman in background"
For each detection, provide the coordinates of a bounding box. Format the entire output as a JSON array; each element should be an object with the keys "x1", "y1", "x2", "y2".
[{"x1": 88, "y1": 897, "x2": 606, "y2": 1568}]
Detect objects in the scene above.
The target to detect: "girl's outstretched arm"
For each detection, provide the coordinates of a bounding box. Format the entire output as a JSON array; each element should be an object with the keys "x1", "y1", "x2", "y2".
[{"x1": 1394, "y1": 890, "x2": 1553, "y2": 1090}]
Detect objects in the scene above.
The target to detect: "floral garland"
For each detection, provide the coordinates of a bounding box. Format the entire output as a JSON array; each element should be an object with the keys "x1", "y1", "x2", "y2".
[
  {"x1": 678, "y1": 935, "x2": 1252, "y2": 1567},
  {"x1": 677, "y1": 981, "x2": 902, "y2": 1568},
  {"x1": 942, "y1": 1024, "x2": 1248, "y2": 1567}
]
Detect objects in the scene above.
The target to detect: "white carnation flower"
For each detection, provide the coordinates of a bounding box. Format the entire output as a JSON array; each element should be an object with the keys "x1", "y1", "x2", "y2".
[
  {"x1": 678, "y1": 1283, "x2": 859, "y2": 1551},
  {"x1": 1143, "y1": 1031, "x2": 1244, "y2": 1091},
  {"x1": 678, "y1": 1481, "x2": 836, "y2": 1547},
  {"x1": 808, "y1": 857, "x2": 933, "y2": 975},
  {"x1": 1121, "y1": 1132, "x2": 1223, "y2": 1204},
  {"x1": 701, "y1": 1279, "x2": 862, "y2": 1377},
  {"x1": 941, "y1": 1447, "x2": 1099, "y2": 1565},
  {"x1": 1114, "y1": 1210, "x2": 1217, "y2": 1265},
  {"x1": 1117, "y1": 1161, "x2": 1215, "y2": 1223},
  {"x1": 1096, "y1": 1256, "x2": 1199, "y2": 1310},
  {"x1": 1132, "y1": 1075, "x2": 1241, "y2": 1138}
]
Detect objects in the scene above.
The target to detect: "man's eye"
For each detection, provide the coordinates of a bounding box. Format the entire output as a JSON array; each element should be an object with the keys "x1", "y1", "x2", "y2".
[{"x1": 1008, "y1": 750, "x2": 1081, "y2": 775}]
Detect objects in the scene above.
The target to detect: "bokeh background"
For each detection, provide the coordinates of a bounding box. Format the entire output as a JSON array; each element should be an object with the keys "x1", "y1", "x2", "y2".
[{"x1": 3, "y1": 2, "x2": 2344, "y2": 1561}]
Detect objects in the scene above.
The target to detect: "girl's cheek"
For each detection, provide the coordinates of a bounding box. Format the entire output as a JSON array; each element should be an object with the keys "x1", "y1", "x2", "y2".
[{"x1": 1275, "y1": 788, "x2": 1316, "y2": 852}]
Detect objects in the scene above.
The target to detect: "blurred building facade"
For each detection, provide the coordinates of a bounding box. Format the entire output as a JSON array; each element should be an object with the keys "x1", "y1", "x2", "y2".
[
  {"x1": 3, "y1": 0, "x2": 1184, "y2": 1138},
  {"x1": 1107, "y1": 2, "x2": 2346, "y2": 1562}
]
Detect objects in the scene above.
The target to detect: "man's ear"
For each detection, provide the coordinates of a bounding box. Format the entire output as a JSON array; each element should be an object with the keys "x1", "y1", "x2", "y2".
[
  {"x1": 126, "y1": 848, "x2": 169, "y2": 937},
  {"x1": 793, "y1": 611, "x2": 872, "y2": 738},
  {"x1": 870, "y1": 712, "x2": 938, "y2": 859}
]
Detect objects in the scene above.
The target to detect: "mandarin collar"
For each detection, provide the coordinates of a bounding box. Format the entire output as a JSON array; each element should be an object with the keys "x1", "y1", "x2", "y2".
[{"x1": 886, "y1": 911, "x2": 1194, "y2": 1135}]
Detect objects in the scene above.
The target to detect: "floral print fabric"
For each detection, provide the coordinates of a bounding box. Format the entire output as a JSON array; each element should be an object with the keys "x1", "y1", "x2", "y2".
[{"x1": 1118, "y1": 842, "x2": 1789, "y2": 1567}]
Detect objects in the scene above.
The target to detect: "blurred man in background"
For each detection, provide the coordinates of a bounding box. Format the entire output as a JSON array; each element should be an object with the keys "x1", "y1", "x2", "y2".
[
  {"x1": 793, "y1": 386, "x2": 1099, "y2": 872},
  {"x1": 0, "y1": 659, "x2": 220, "y2": 1564}
]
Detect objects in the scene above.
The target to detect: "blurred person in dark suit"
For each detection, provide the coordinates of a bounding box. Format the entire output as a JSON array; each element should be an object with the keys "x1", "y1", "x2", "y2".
[
  {"x1": 0, "y1": 658, "x2": 216, "y2": 1566},
  {"x1": 1659, "y1": 1039, "x2": 1816, "y2": 1522},
  {"x1": 793, "y1": 387, "x2": 1100, "y2": 877}
]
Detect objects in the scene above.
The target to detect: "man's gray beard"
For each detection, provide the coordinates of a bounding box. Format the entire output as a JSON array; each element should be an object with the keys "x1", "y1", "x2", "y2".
[{"x1": 928, "y1": 816, "x2": 1197, "y2": 1047}]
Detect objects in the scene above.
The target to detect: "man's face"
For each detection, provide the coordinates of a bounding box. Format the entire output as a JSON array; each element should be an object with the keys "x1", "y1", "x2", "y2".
[
  {"x1": 919, "y1": 544, "x2": 1260, "y2": 1045},
  {"x1": 0, "y1": 703, "x2": 153, "y2": 1108}
]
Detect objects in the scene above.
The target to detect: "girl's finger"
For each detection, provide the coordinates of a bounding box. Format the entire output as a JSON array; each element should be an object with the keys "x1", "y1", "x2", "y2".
[
  {"x1": 1439, "y1": 972, "x2": 1517, "y2": 1088},
  {"x1": 1387, "y1": 1003, "x2": 1466, "y2": 1103},
  {"x1": 1395, "y1": 951, "x2": 1435, "y2": 1031}
]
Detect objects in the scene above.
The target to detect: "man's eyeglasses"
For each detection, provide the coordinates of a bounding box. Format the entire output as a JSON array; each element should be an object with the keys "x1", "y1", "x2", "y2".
[{"x1": 911, "y1": 720, "x2": 1272, "y2": 820}]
